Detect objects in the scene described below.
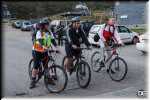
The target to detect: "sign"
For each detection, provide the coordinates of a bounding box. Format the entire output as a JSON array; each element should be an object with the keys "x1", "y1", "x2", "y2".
[{"x1": 120, "y1": 15, "x2": 128, "y2": 19}]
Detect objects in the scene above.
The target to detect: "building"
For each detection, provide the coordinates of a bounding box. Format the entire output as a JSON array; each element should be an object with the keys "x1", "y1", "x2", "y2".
[
  {"x1": 2, "y1": 3, "x2": 11, "y2": 18},
  {"x1": 114, "y1": 2, "x2": 147, "y2": 26}
]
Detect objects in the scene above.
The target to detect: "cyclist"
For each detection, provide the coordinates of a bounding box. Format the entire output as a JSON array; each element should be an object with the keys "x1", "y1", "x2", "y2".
[
  {"x1": 94, "y1": 17, "x2": 123, "y2": 71},
  {"x1": 64, "y1": 17, "x2": 91, "y2": 75},
  {"x1": 30, "y1": 21, "x2": 58, "y2": 89}
]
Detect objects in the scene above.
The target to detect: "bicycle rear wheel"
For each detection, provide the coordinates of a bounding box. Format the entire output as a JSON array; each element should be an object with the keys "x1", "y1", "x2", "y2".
[
  {"x1": 108, "y1": 57, "x2": 128, "y2": 81},
  {"x1": 76, "y1": 61, "x2": 91, "y2": 88},
  {"x1": 44, "y1": 65, "x2": 68, "y2": 93},
  {"x1": 28, "y1": 59, "x2": 43, "y2": 83},
  {"x1": 91, "y1": 51, "x2": 103, "y2": 72}
]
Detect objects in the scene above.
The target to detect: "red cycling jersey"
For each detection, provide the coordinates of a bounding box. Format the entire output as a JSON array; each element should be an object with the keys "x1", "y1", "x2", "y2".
[{"x1": 102, "y1": 24, "x2": 115, "y2": 42}]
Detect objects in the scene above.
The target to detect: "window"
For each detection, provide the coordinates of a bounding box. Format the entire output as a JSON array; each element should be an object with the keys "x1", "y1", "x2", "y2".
[
  {"x1": 24, "y1": 22, "x2": 31, "y2": 25},
  {"x1": 118, "y1": 26, "x2": 131, "y2": 33}
]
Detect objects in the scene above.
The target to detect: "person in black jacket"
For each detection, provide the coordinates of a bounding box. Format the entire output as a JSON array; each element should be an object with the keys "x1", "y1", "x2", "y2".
[{"x1": 64, "y1": 17, "x2": 91, "y2": 74}]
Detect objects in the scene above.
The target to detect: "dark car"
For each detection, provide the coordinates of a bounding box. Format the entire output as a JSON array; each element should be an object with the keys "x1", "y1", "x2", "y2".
[
  {"x1": 30, "y1": 19, "x2": 40, "y2": 25},
  {"x1": 12, "y1": 20, "x2": 22, "y2": 28},
  {"x1": 80, "y1": 21, "x2": 95, "y2": 37}
]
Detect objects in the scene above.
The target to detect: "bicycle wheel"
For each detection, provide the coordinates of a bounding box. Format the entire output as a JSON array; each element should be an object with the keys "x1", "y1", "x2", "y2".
[
  {"x1": 44, "y1": 65, "x2": 68, "y2": 93},
  {"x1": 76, "y1": 61, "x2": 91, "y2": 88},
  {"x1": 61, "y1": 56, "x2": 67, "y2": 70},
  {"x1": 91, "y1": 51, "x2": 103, "y2": 72},
  {"x1": 108, "y1": 57, "x2": 128, "y2": 81},
  {"x1": 28, "y1": 59, "x2": 43, "y2": 83}
]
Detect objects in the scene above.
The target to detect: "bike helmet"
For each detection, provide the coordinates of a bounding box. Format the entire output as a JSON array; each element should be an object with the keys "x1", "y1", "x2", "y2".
[
  {"x1": 39, "y1": 20, "x2": 49, "y2": 29},
  {"x1": 71, "y1": 16, "x2": 80, "y2": 22}
]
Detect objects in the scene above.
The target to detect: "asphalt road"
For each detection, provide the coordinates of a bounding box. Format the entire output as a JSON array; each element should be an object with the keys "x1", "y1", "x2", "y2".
[{"x1": 2, "y1": 23, "x2": 148, "y2": 98}]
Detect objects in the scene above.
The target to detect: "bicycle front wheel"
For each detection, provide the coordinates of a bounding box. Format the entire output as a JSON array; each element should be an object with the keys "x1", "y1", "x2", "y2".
[
  {"x1": 44, "y1": 65, "x2": 68, "y2": 93},
  {"x1": 76, "y1": 61, "x2": 91, "y2": 88},
  {"x1": 108, "y1": 57, "x2": 128, "y2": 81},
  {"x1": 28, "y1": 58, "x2": 42, "y2": 83}
]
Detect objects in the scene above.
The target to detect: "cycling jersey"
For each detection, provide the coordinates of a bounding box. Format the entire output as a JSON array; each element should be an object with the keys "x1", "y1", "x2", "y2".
[
  {"x1": 65, "y1": 26, "x2": 90, "y2": 57},
  {"x1": 99, "y1": 24, "x2": 122, "y2": 47},
  {"x1": 32, "y1": 30, "x2": 52, "y2": 52}
]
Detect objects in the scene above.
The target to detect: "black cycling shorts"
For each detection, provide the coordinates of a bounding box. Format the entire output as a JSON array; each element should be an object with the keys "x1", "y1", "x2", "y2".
[
  {"x1": 65, "y1": 43, "x2": 81, "y2": 58},
  {"x1": 32, "y1": 50, "x2": 48, "y2": 69}
]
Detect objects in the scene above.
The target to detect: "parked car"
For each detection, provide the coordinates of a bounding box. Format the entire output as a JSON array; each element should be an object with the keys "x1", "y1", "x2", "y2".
[
  {"x1": 88, "y1": 24, "x2": 140, "y2": 46},
  {"x1": 21, "y1": 21, "x2": 32, "y2": 31},
  {"x1": 80, "y1": 21, "x2": 95, "y2": 37},
  {"x1": 136, "y1": 33, "x2": 148, "y2": 54},
  {"x1": 12, "y1": 20, "x2": 22, "y2": 28},
  {"x1": 30, "y1": 19, "x2": 40, "y2": 25}
]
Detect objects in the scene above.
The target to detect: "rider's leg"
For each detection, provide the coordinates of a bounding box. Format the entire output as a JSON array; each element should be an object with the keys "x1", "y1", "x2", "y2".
[
  {"x1": 42, "y1": 52, "x2": 48, "y2": 68},
  {"x1": 31, "y1": 50, "x2": 39, "y2": 80},
  {"x1": 41, "y1": 52, "x2": 55, "y2": 84},
  {"x1": 64, "y1": 57, "x2": 73, "y2": 71},
  {"x1": 64, "y1": 43, "x2": 73, "y2": 72},
  {"x1": 30, "y1": 61, "x2": 39, "y2": 89},
  {"x1": 105, "y1": 46, "x2": 112, "y2": 70},
  {"x1": 30, "y1": 51, "x2": 41, "y2": 89}
]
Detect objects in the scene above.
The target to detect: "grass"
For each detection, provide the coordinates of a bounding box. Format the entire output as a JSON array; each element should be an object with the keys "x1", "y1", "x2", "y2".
[{"x1": 130, "y1": 28, "x2": 147, "y2": 35}]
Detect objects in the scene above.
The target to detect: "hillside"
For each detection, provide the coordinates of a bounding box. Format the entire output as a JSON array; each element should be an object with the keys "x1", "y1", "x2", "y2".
[{"x1": 5, "y1": 1, "x2": 113, "y2": 19}]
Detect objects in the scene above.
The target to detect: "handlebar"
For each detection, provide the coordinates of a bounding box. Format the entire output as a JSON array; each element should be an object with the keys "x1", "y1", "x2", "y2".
[
  {"x1": 111, "y1": 43, "x2": 124, "y2": 49},
  {"x1": 77, "y1": 47, "x2": 92, "y2": 50},
  {"x1": 49, "y1": 50, "x2": 60, "y2": 54}
]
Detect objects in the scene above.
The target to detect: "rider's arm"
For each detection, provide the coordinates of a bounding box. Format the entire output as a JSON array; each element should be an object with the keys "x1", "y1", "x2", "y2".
[
  {"x1": 113, "y1": 28, "x2": 123, "y2": 44},
  {"x1": 68, "y1": 29, "x2": 75, "y2": 45},
  {"x1": 80, "y1": 28, "x2": 91, "y2": 47}
]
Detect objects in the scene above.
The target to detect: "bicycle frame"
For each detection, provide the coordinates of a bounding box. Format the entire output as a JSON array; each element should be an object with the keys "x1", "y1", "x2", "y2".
[
  {"x1": 71, "y1": 48, "x2": 88, "y2": 71},
  {"x1": 103, "y1": 46, "x2": 119, "y2": 64}
]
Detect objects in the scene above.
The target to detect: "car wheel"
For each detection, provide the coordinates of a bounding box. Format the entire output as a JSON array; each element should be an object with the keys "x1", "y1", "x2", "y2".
[
  {"x1": 132, "y1": 37, "x2": 139, "y2": 44},
  {"x1": 142, "y1": 51, "x2": 146, "y2": 54}
]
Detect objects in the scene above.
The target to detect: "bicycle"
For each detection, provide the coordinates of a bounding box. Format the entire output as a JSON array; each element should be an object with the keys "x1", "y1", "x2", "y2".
[
  {"x1": 62, "y1": 47, "x2": 91, "y2": 88},
  {"x1": 91, "y1": 43, "x2": 128, "y2": 81},
  {"x1": 28, "y1": 49, "x2": 68, "y2": 93}
]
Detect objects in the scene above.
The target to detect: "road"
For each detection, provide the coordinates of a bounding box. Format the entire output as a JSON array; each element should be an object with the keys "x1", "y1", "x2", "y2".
[{"x1": 2, "y1": 23, "x2": 148, "y2": 98}]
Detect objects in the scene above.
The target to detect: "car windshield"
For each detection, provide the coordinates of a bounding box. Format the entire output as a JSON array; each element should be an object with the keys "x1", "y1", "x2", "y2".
[
  {"x1": 118, "y1": 26, "x2": 130, "y2": 33},
  {"x1": 24, "y1": 22, "x2": 31, "y2": 25},
  {"x1": 16, "y1": 22, "x2": 21, "y2": 24},
  {"x1": 90, "y1": 25, "x2": 101, "y2": 33}
]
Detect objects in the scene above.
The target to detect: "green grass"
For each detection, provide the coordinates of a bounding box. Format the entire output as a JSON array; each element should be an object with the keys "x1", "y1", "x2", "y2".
[{"x1": 130, "y1": 28, "x2": 147, "y2": 35}]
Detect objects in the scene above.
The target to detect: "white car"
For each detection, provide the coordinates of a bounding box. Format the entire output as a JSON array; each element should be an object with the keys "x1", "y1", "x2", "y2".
[
  {"x1": 136, "y1": 34, "x2": 148, "y2": 53},
  {"x1": 21, "y1": 21, "x2": 32, "y2": 31},
  {"x1": 88, "y1": 24, "x2": 139, "y2": 46}
]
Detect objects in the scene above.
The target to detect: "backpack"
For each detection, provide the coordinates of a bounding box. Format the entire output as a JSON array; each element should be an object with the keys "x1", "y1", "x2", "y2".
[
  {"x1": 103, "y1": 24, "x2": 115, "y2": 41},
  {"x1": 94, "y1": 33, "x2": 100, "y2": 42}
]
